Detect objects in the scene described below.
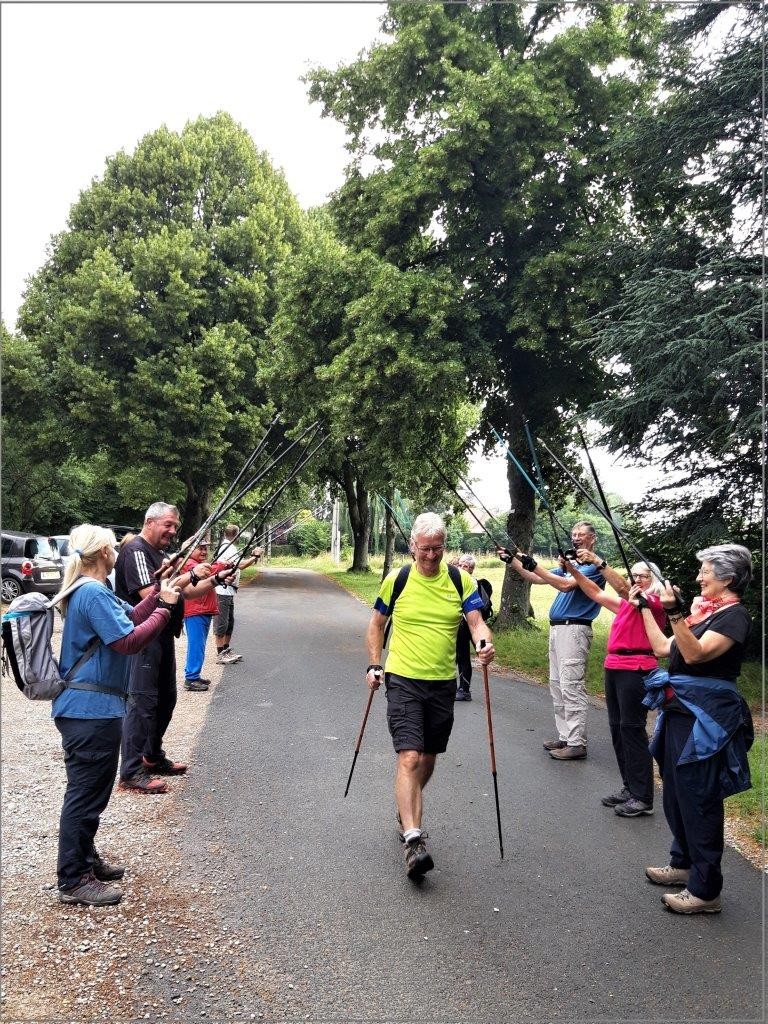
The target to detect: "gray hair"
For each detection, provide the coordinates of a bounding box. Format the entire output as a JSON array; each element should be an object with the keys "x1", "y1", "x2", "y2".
[
  {"x1": 696, "y1": 544, "x2": 753, "y2": 596},
  {"x1": 572, "y1": 520, "x2": 596, "y2": 536},
  {"x1": 631, "y1": 561, "x2": 663, "y2": 596},
  {"x1": 458, "y1": 554, "x2": 476, "y2": 572},
  {"x1": 410, "y1": 512, "x2": 446, "y2": 543},
  {"x1": 145, "y1": 502, "x2": 179, "y2": 523}
]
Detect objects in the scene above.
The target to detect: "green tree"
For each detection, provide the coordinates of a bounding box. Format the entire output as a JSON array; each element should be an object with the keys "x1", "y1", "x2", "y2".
[
  {"x1": 16, "y1": 113, "x2": 302, "y2": 537},
  {"x1": 307, "y1": 1, "x2": 666, "y2": 622},
  {"x1": 585, "y1": 2, "x2": 761, "y2": 620},
  {"x1": 262, "y1": 215, "x2": 469, "y2": 570}
]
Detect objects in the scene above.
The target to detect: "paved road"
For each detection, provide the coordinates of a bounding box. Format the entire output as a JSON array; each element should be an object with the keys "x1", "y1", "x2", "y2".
[{"x1": 171, "y1": 568, "x2": 763, "y2": 1023}]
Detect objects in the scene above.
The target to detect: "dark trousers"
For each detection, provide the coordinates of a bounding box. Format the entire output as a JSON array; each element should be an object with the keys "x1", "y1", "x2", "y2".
[
  {"x1": 120, "y1": 634, "x2": 177, "y2": 780},
  {"x1": 604, "y1": 668, "x2": 654, "y2": 804},
  {"x1": 455, "y1": 619, "x2": 472, "y2": 692},
  {"x1": 55, "y1": 716, "x2": 122, "y2": 890},
  {"x1": 661, "y1": 710, "x2": 725, "y2": 900}
]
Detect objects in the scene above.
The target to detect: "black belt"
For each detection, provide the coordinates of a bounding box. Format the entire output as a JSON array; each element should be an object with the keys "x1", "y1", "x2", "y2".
[
  {"x1": 612, "y1": 647, "x2": 654, "y2": 655},
  {"x1": 550, "y1": 618, "x2": 594, "y2": 627}
]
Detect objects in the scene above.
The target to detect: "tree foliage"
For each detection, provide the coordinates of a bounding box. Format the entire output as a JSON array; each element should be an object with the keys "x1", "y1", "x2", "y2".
[
  {"x1": 16, "y1": 113, "x2": 303, "y2": 536},
  {"x1": 307, "y1": 1, "x2": 667, "y2": 621},
  {"x1": 586, "y1": 3, "x2": 761, "y2": 542},
  {"x1": 262, "y1": 213, "x2": 470, "y2": 569}
]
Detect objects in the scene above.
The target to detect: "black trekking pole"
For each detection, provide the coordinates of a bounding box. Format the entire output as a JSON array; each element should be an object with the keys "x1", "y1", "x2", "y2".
[
  {"x1": 490, "y1": 425, "x2": 574, "y2": 556},
  {"x1": 344, "y1": 672, "x2": 380, "y2": 797},
  {"x1": 427, "y1": 456, "x2": 520, "y2": 552},
  {"x1": 535, "y1": 437, "x2": 670, "y2": 591},
  {"x1": 479, "y1": 639, "x2": 504, "y2": 860},
  {"x1": 573, "y1": 422, "x2": 635, "y2": 583},
  {"x1": 521, "y1": 421, "x2": 572, "y2": 558},
  {"x1": 377, "y1": 493, "x2": 412, "y2": 548}
]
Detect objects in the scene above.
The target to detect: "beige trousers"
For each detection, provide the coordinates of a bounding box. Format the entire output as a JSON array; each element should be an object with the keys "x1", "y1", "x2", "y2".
[{"x1": 548, "y1": 623, "x2": 592, "y2": 747}]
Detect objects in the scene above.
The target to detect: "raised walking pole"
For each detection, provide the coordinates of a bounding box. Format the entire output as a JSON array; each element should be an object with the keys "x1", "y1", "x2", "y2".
[
  {"x1": 479, "y1": 640, "x2": 504, "y2": 860},
  {"x1": 344, "y1": 672, "x2": 380, "y2": 797}
]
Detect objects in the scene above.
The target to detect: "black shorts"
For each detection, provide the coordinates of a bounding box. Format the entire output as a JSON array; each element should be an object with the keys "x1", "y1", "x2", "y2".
[{"x1": 385, "y1": 673, "x2": 456, "y2": 755}]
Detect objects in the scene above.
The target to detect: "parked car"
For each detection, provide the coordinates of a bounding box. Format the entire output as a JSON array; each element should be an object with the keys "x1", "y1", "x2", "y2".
[{"x1": 1, "y1": 532, "x2": 64, "y2": 603}]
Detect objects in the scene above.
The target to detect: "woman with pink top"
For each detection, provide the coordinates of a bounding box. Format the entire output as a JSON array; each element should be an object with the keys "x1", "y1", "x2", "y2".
[{"x1": 559, "y1": 554, "x2": 666, "y2": 818}]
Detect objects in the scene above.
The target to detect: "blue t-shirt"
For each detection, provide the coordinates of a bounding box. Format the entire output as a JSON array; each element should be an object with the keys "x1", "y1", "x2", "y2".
[
  {"x1": 52, "y1": 581, "x2": 135, "y2": 720},
  {"x1": 549, "y1": 562, "x2": 606, "y2": 622}
]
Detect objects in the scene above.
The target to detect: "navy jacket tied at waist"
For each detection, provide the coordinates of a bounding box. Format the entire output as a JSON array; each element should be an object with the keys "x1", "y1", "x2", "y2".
[{"x1": 643, "y1": 669, "x2": 753, "y2": 799}]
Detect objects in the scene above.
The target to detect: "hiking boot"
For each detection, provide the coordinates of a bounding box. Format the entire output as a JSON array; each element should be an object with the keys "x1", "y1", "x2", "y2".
[
  {"x1": 92, "y1": 850, "x2": 125, "y2": 881},
  {"x1": 543, "y1": 739, "x2": 567, "y2": 751},
  {"x1": 184, "y1": 679, "x2": 209, "y2": 692},
  {"x1": 615, "y1": 797, "x2": 654, "y2": 818},
  {"x1": 454, "y1": 689, "x2": 471, "y2": 701},
  {"x1": 601, "y1": 787, "x2": 631, "y2": 807},
  {"x1": 645, "y1": 864, "x2": 690, "y2": 887},
  {"x1": 118, "y1": 770, "x2": 168, "y2": 795},
  {"x1": 58, "y1": 871, "x2": 122, "y2": 907},
  {"x1": 404, "y1": 835, "x2": 434, "y2": 881},
  {"x1": 549, "y1": 744, "x2": 587, "y2": 760},
  {"x1": 662, "y1": 888, "x2": 721, "y2": 915},
  {"x1": 142, "y1": 755, "x2": 188, "y2": 776}
]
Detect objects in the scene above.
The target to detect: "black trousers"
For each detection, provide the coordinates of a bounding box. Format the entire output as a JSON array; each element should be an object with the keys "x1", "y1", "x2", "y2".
[
  {"x1": 55, "y1": 716, "x2": 122, "y2": 890},
  {"x1": 455, "y1": 618, "x2": 472, "y2": 692},
  {"x1": 604, "y1": 668, "x2": 654, "y2": 804},
  {"x1": 661, "y1": 709, "x2": 725, "y2": 900},
  {"x1": 120, "y1": 634, "x2": 177, "y2": 780}
]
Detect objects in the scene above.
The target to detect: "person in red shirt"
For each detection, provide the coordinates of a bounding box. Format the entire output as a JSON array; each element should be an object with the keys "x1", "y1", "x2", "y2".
[
  {"x1": 182, "y1": 540, "x2": 235, "y2": 692},
  {"x1": 561, "y1": 553, "x2": 666, "y2": 817}
]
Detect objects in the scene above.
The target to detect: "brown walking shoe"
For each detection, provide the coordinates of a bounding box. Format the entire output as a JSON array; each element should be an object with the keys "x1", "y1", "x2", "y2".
[
  {"x1": 118, "y1": 770, "x2": 168, "y2": 795},
  {"x1": 404, "y1": 835, "x2": 434, "y2": 881},
  {"x1": 142, "y1": 755, "x2": 188, "y2": 775},
  {"x1": 543, "y1": 739, "x2": 567, "y2": 751},
  {"x1": 58, "y1": 871, "x2": 122, "y2": 907},
  {"x1": 549, "y1": 744, "x2": 587, "y2": 760},
  {"x1": 92, "y1": 850, "x2": 125, "y2": 881}
]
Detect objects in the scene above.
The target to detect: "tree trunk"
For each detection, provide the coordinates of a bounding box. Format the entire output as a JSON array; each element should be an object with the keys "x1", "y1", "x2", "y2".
[
  {"x1": 342, "y1": 462, "x2": 371, "y2": 572},
  {"x1": 181, "y1": 478, "x2": 210, "y2": 544},
  {"x1": 382, "y1": 486, "x2": 396, "y2": 578},
  {"x1": 496, "y1": 445, "x2": 537, "y2": 630}
]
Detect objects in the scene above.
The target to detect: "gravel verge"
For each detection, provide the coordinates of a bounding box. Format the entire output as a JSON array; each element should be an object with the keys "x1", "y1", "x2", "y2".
[{"x1": 1, "y1": 598, "x2": 285, "y2": 1024}]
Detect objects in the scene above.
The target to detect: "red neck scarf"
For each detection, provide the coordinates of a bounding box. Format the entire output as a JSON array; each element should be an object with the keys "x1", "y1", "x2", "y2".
[{"x1": 685, "y1": 594, "x2": 740, "y2": 627}]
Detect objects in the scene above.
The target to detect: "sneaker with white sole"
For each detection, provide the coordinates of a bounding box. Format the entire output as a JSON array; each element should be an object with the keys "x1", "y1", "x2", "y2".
[
  {"x1": 645, "y1": 864, "x2": 690, "y2": 886},
  {"x1": 662, "y1": 888, "x2": 721, "y2": 914}
]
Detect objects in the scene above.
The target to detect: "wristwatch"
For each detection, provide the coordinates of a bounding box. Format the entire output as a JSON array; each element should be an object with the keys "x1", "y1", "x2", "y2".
[{"x1": 597, "y1": 559, "x2": 607, "y2": 570}]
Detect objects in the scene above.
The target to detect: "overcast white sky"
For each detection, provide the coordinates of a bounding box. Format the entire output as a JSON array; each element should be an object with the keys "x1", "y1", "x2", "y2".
[{"x1": 1, "y1": 1, "x2": 655, "y2": 506}]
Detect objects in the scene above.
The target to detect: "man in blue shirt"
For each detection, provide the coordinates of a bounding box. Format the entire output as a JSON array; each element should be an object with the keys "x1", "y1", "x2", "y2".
[{"x1": 504, "y1": 522, "x2": 606, "y2": 760}]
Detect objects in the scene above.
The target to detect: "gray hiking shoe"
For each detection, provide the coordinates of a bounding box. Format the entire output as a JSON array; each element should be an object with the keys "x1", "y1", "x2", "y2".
[
  {"x1": 601, "y1": 787, "x2": 631, "y2": 807},
  {"x1": 645, "y1": 864, "x2": 690, "y2": 886},
  {"x1": 662, "y1": 888, "x2": 722, "y2": 914},
  {"x1": 58, "y1": 871, "x2": 122, "y2": 906},
  {"x1": 615, "y1": 797, "x2": 654, "y2": 817},
  {"x1": 404, "y1": 835, "x2": 434, "y2": 881}
]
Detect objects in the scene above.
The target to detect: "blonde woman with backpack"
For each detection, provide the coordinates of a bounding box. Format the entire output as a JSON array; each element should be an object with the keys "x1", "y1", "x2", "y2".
[{"x1": 53, "y1": 525, "x2": 180, "y2": 907}]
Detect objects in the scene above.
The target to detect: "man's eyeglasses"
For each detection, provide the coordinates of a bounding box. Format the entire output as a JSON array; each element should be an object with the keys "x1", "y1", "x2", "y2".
[{"x1": 414, "y1": 544, "x2": 444, "y2": 554}]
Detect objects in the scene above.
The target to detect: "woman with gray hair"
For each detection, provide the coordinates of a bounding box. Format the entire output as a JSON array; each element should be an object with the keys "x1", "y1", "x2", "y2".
[
  {"x1": 631, "y1": 543, "x2": 754, "y2": 915},
  {"x1": 560, "y1": 555, "x2": 666, "y2": 818}
]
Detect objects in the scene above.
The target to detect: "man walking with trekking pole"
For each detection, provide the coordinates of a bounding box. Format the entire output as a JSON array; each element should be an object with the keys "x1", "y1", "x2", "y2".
[{"x1": 365, "y1": 512, "x2": 495, "y2": 881}]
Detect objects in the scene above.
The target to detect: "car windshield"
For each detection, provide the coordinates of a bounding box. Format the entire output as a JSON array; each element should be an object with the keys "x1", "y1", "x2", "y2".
[{"x1": 25, "y1": 537, "x2": 59, "y2": 560}]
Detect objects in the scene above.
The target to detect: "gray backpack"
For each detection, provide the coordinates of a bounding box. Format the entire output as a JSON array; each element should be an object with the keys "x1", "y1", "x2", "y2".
[{"x1": 1, "y1": 578, "x2": 103, "y2": 700}]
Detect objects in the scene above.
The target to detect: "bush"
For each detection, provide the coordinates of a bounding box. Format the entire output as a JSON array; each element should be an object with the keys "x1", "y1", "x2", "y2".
[{"x1": 289, "y1": 516, "x2": 331, "y2": 557}]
